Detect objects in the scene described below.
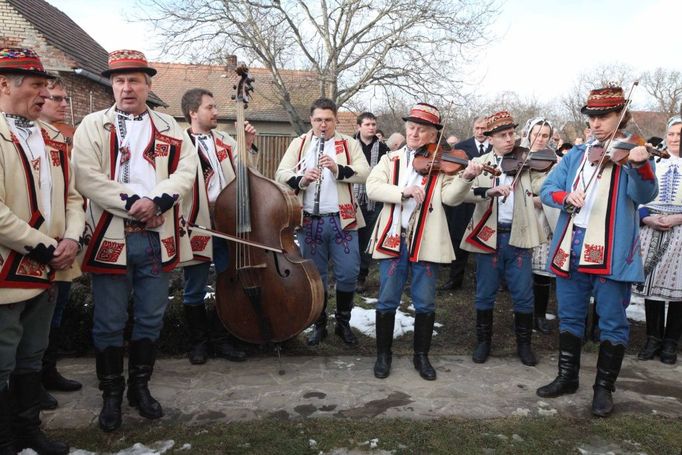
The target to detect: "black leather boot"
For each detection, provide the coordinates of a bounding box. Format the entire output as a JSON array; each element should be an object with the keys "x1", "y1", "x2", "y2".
[
  {"x1": 208, "y1": 308, "x2": 246, "y2": 362},
  {"x1": 638, "y1": 299, "x2": 665, "y2": 360},
  {"x1": 307, "y1": 292, "x2": 328, "y2": 346},
  {"x1": 0, "y1": 386, "x2": 14, "y2": 455},
  {"x1": 42, "y1": 327, "x2": 82, "y2": 392},
  {"x1": 9, "y1": 372, "x2": 69, "y2": 455},
  {"x1": 183, "y1": 305, "x2": 210, "y2": 364},
  {"x1": 660, "y1": 302, "x2": 682, "y2": 365},
  {"x1": 592, "y1": 340, "x2": 625, "y2": 417},
  {"x1": 127, "y1": 338, "x2": 163, "y2": 420},
  {"x1": 413, "y1": 312, "x2": 436, "y2": 380},
  {"x1": 537, "y1": 331, "x2": 582, "y2": 398},
  {"x1": 533, "y1": 274, "x2": 552, "y2": 335},
  {"x1": 96, "y1": 346, "x2": 125, "y2": 432},
  {"x1": 335, "y1": 290, "x2": 358, "y2": 346},
  {"x1": 472, "y1": 309, "x2": 493, "y2": 364},
  {"x1": 515, "y1": 312, "x2": 538, "y2": 366},
  {"x1": 38, "y1": 385, "x2": 58, "y2": 411},
  {"x1": 374, "y1": 311, "x2": 395, "y2": 379}
]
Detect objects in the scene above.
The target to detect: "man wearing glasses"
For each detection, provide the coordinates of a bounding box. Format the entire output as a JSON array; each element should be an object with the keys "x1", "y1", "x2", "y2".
[
  {"x1": 276, "y1": 98, "x2": 370, "y2": 347},
  {"x1": 37, "y1": 78, "x2": 82, "y2": 411}
]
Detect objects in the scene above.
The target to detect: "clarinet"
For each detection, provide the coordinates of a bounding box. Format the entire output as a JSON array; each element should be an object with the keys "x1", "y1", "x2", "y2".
[{"x1": 312, "y1": 134, "x2": 325, "y2": 216}]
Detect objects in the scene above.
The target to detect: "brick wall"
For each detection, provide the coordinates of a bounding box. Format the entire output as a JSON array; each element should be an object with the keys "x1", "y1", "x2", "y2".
[{"x1": 0, "y1": 0, "x2": 114, "y2": 124}]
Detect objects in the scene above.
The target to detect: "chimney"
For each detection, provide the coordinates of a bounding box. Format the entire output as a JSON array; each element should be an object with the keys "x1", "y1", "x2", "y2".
[{"x1": 225, "y1": 54, "x2": 238, "y2": 71}]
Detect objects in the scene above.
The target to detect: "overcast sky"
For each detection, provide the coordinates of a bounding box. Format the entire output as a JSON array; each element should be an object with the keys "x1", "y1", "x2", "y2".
[{"x1": 49, "y1": 0, "x2": 682, "y2": 105}]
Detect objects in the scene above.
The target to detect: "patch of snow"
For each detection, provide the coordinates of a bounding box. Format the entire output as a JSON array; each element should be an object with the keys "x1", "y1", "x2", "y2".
[
  {"x1": 204, "y1": 291, "x2": 215, "y2": 300},
  {"x1": 70, "y1": 440, "x2": 175, "y2": 455},
  {"x1": 495, "y1": 434, "x2": 508, "y2": 440},
  {"x1": 626, "y1": 297, "x2": 645, "y2": 322},
  {"x1": 538, "y1": 408, "x2": 557, "y2": 416},
  {"x1": 369, "y1": 438, "x2": 379, "y2": 448},
  {"x1": 512, "y1": 434, "x2": 524, "y2": 442},
  {"x1": 512, "y1": 408, "x2": 530, "y2": 417},
  {"x1": 546, "y1": 313, "x2": 556, "y2": 320},
  {"x1": 177, "y1": 443, "x2": 192, "y2": 451},
  {"x1": 350, "y1": 306, "x2": 440, "y2": 338},
  {"x1": 309, "y1": 439, "x2": 318, "y2": 449},
  {"x1": 361, "y1": 296, "x2": 378, "y2": 305}
]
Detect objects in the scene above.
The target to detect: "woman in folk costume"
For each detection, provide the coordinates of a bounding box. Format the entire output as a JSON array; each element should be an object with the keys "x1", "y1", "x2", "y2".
[
  {"x1": 460, "y1": 111, "x2": 551, "y2": 367},
  {"x1": 634, "y1": 115, "x2": 682, "y2": 364},
  {"x1": 366, "y1": 103, "x2": 482, "y2": 380},
  {"x1": 521, "y1": 117, "x2": 560, "y2": 335},
  {"x1": 537, "y1": 86, "x2": 658, "y2": 417}
]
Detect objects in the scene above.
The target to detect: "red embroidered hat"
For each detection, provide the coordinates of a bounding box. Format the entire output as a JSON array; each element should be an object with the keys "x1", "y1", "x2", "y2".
[
  {"x1": 483, "y1": 110, "x2": 517, "y2": 136},
  {"x1": 101, "y1": 49, "x2": 157, "y2": 77},
  {"x1": 581, "y1": 86, "x2": 626, "y2": 116},
  {"x1": 0, "y1": 48, "x2": 55, "y2": 79},
  {"x1": 402, "y1": 103, "x2": 443, "y2": 130}
]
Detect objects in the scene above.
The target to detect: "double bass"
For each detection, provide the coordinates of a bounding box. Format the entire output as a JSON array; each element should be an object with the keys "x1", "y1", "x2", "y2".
[{"x1": 211, "y1": 65, "x2": 324, "y2": 344}]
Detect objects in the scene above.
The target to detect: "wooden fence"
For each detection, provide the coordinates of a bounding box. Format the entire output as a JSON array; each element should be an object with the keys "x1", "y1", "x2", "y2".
[{"x1": 253, "y1": 134, "x2": 295, "y2": 179}]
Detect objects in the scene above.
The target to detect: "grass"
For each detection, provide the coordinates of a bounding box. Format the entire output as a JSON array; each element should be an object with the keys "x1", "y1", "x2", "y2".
[{"x1": 52, "y1": 415, "x2": 682, "y2": 454}]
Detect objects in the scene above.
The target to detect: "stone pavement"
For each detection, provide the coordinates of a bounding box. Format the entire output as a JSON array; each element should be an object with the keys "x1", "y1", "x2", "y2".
[{"x1": 43, "y1": 354, "x2": 682, "y2": 429}]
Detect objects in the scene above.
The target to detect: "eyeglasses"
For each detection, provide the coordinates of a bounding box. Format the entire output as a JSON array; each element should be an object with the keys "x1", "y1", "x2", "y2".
[{"x1": 48, "y1": 95, "x2": 70, "y2": 103}]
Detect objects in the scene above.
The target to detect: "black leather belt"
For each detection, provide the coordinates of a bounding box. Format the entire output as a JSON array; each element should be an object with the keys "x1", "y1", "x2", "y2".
[
  {"x1": 497, "y1": 224, "x2": 512, "y2": 233},
  {"x1": 303, "y1": 211, "x2": 339, "y2": 218}
]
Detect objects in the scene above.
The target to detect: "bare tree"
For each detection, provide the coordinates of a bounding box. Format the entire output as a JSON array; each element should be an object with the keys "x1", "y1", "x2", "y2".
[
  {"x1": 641, "y1": 68, "x2": 682, "y2": 117},
  {"x1": 139, "y1": 0, "x2": 499, "y2": 134}
]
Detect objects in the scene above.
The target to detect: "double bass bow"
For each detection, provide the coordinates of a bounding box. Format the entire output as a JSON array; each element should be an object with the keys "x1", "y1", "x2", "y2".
[{"x1": 210, "y1": 65, "x2": 325, "y2": 346}]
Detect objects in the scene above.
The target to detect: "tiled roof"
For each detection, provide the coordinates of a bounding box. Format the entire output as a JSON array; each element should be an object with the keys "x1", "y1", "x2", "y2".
[
  {"x1": 6, "y1": 0, "x2": 166, "y2": 107},
  {"x1": 8, "y1": 0, "x2": 108, "y2": 75},
  {"x1": 150, "y1": 62, "x2": 319, "y2": 124}
]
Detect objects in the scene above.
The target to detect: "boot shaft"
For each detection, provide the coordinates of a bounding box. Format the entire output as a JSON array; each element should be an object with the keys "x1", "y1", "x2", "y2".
[
  {"x1": 514, "y1": 312, "x2": 534, "y2": 343},
  {"x1": 413, "y1": 312, "x2": 435, "y2": 354},
  {"x1": 644, "y1": 299, "x2": 666, "y2": 338},
  {"x1": 594, "y1": 340, "x2": 625, "y2": 392},
  {"x1": 475, "y1": 309, "x2": 493, "y2": 342},
  {"x1": 375, "y1": 311, "x2": 395, "y2": 352}
]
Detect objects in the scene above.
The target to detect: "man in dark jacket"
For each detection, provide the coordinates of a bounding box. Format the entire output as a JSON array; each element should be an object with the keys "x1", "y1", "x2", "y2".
[{"x1": 440, "y1": 116, "x2": 491, "y2": 290}]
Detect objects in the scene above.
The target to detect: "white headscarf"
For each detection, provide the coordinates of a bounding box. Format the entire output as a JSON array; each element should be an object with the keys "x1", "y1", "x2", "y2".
[{"x1": 520, "y1": 117, "x2": 554, "y2": 149}]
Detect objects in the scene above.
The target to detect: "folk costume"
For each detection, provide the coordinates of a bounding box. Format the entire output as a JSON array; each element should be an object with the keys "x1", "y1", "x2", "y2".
[
  {"x1": 73, "y1": 50, "x2": 197, "y2": 432},
  {"x1": 459, "y1": 111, "x2": 548, "y2": 367},
  {"x1": 276, "y1": 128, "x2": 370, "y2": 346},
  {"x1": 537, "y1": 86, "x2": 658, "y2": 417},
  {"x1": 180, "y1": 128, "x2": 250, "y2": 364},
  {"x1": 521, "y1": 117, "x2": 560, "y2": 335},
  {"x1": 366, "y1": 103, "x2": 470, "y2": 381},
  {"x1": 440, "y1": 134, "x2": 491, "y2": 290},
  {"x1": 634, "y1": 115, "x2": 682, "y2": 364},
  {"x1": 0, "y1": 48, "x2": 83, "y2": 455},
  {"x1": 353, "y1": 131, "x2": 389, "y2": 292}
]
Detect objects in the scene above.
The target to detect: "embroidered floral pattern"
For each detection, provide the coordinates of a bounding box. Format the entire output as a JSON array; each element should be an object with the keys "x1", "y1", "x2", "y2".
[
  {"x1": 50, "y1": 150, "x2": 61, "y2": 166},
  {"x1": 329, "y1": 215, "x2": 352, "y2": 254},
  {"x1": 16, "y1": 257, "x2": 44, "y2": 277},
  {"x1": 479, "y1": 226, "x2": 495, "y2": 241},
  {"x1": 155, "y1": 143, "x2": 170, "y2": 157},
  {"x1": 161, "y1": 237, "x2": 176, "y2": 257},
  {"x1": 216, "y1": 148, "x2": 228, "y2": 162},
  {"x1": 303, "y1": 217, "x2": 324, "y2": 256},
  {"x1": 95, "y1": 240, "x2": 124, "y2": 263},
  {"x1": 339, "y1": 203, "x2": 355, "y2": 220},
  {"x1": 583, "y1": 243, "x2": 605, "y2": 263},
  {"x1": 554, "y1": 248, "x2": 569, "y2": 268},
  {"x1": 384, "y1": 234, "x2": 401, "y2": 249},
  {"x1": 190, "y1": 235, "x2": 211, "y2": 252}
]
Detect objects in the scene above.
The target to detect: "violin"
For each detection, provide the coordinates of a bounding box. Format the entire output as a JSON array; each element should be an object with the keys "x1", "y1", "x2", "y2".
[
  {"x1": 413, "y1": 143, "x2": 501, "y2": 177},
  {"x1": 587, "y1": 133, "x2": 670, "y2": 166},
  {"x1": 500, "y1": 146, "x2": 557, "y2": 176}
]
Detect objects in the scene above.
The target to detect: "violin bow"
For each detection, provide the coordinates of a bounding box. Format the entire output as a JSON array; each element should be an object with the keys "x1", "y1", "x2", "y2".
[
  {"x1": 501, "y1": 118, "x2": 549, "y2": 203},
  {"x1": 189, "y1": 223, "x2": 283, "y2": 253},
  {"x1": 575, "y1": 81, "x2": 639, "y2": 205}
]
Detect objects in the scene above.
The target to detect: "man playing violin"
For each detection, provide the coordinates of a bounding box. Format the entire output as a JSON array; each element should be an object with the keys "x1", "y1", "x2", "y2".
[
  {"x1": 275, "y1": 98, "x2": 370, "y2": 347},
  {"x1": 456, "y1": 111, "x2": 551, "y2": 368},
  {"x1": 365, "y1": 103, "x2": 482, "y2": 380},
  {"x1": 537, "y1": 86, "x2": 658, "y2": 418},
  {"x1": 179, "y1": 88, "x2": 256, "y2": 365}
]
